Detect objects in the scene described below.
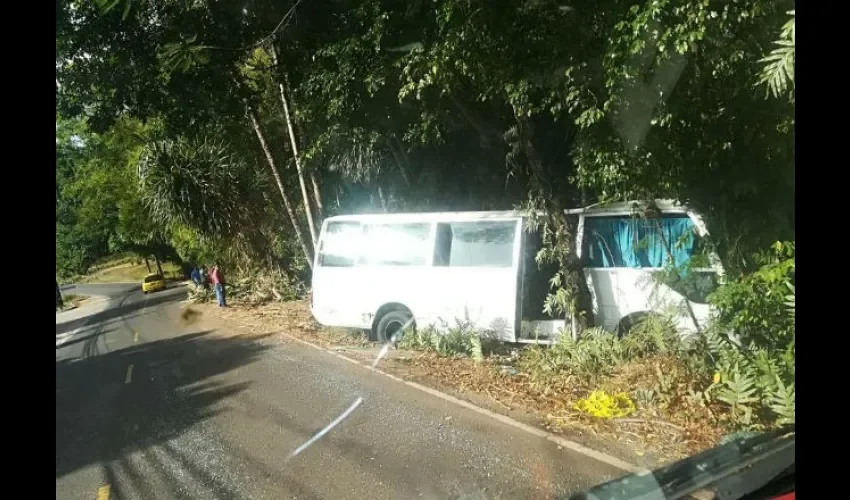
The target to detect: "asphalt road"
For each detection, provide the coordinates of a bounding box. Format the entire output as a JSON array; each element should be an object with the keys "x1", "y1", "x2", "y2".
[{"x1": 56, "y1": 283, "x2": 624, "y2": 499}]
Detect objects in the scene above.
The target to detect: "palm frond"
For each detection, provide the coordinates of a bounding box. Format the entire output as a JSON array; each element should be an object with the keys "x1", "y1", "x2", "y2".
[
  {"x1": 758, "y1": 11, "x2": 795, "y2": 100},
  {"x1": 138, "y1": 136, "x2": 252, "y2": 238}
]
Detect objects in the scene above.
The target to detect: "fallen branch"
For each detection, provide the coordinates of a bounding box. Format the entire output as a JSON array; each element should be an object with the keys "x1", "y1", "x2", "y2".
[
  {"x1": 486, "y1": 390, "x2": 513, "y2": 411},
  {"x1": 615, "y1": 418, "x2": 686, "y2": 431}
]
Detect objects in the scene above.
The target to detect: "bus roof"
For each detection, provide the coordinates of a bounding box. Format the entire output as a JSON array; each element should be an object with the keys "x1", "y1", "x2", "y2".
[
  {"x1": 324, "y1": 210, "x2": 523, "y2": 224},
  {"x1": 323, "y1": 200, "x2": 692, "y2": 224},
  {"x1": 564, "y1": 199, "x2": 688, "y2": 215}
]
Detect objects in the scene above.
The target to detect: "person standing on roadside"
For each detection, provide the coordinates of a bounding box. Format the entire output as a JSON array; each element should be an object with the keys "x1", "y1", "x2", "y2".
[
  {"x1": 199, "y1": 265, "x2": 209, "y2": 289},
  {"x1": 209, "y1": 264, "x2": 227, "y2": 308},
  {"x1": 190, "y1": 266, "x2": 202, "y2": 286}
]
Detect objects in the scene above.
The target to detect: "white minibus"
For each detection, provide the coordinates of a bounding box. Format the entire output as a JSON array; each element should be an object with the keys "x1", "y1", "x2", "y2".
[{"x1": 310, "y1": 200, "x2": 722, "y2": 343}]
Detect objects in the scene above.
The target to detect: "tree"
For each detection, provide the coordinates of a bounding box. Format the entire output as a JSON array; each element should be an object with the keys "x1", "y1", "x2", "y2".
[
  {"x1": 269, "y1": 45, "x2": 320, "y2": 244},
  {"x1": 56, "y1": 117, "x2": 113, "y2": 277},
  {"x1": 57, "y1": 0, "x2": 319, "y2": 271},
  {"x1": 567, "y1": 0, "x2": 795, "y2": 273},
  {"x1": 247, "y1": 105, "x2": 315, "y2": 266}
]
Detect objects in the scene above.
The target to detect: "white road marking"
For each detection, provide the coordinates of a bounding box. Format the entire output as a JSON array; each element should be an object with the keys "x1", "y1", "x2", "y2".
[{"x1": 290, "y1": 397, "x2": 364, "y2": 458}]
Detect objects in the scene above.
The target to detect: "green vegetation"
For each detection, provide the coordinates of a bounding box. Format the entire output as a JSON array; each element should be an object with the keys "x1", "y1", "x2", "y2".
[
  {"x1": 398, "y1": 320, "x2": 485, "y2": 363},
  {"x1": 188, "y1": 267, "x2": 307, "y2": 306},
  {"x1": 80, "y1": 261, "x2": 183, "y2": 284},
  {"x1": 708, "y1": 241, "x2": 796, "y2": 350}
]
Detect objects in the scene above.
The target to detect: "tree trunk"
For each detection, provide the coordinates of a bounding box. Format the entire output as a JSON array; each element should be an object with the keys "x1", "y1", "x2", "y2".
[
  {"x1": 511, "y1": 116, "x2": 594, "y2": 337},
  {"x1": 144, "y1": 257, "x2": 151, "y2": 273},
  {"x1": 269, "y1": 46, "x2": 319, "y2": 245},
  {"x1": 247, "y1": 105, "x2": 314, "y2": 268},
  {"x1": 386, "y1": 137, "x2": 412, "y2": 186},
  {"x1": 291, "y1": 93, "x2": 326, "y2": 221},
  {"x1": 310, "y1": 172, "x2": 324, "y2": 221},
  {"x1": 377, "y1": 186, "x2": 389, "y2": 213},
  {"x1": 448, "y1": 93, "x2": 501, "y2": 149},
  {"x1": 154, "y1": 254, "x2": 164, "y2": 276}
]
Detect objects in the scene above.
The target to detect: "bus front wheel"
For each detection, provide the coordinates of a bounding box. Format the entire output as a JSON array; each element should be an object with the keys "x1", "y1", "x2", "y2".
[{"x1": 376, "y1": 310, "x2": 414, "y2": 345}]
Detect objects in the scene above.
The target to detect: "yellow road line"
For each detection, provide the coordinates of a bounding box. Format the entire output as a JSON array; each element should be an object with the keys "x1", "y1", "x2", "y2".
[
  {"x1": 96, "y1": 484, "x2": 111, "y2": 500},
  {"x1": 124, "y1": 364, "x2": 134, "y2": 384},
  {"x1": 133, "y1": 330, "x2": 139, "y2": 343}
]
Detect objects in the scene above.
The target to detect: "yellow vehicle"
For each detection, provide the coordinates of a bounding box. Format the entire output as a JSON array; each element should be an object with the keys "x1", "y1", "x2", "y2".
[{"x1": 142, "y1": 273, "x2": 166, "y2": 294}]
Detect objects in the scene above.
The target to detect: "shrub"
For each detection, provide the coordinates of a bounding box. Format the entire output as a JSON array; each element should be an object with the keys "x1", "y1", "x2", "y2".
[
  {"x1": 225, "y1": 267, "x2": 307, "y2": 304},
  {"x1": 514, "y1": 291, "x2": 795, "y2": 431},
  {"x1": 708, "y1": 241, "x2": 795, "y2": 350},
  {"x1": 623, "y1": 314, "x2": 684, "y2": 359},
  {"x1": 693, "y1": 327, "x2": 795, "y2": 430},
  {"x1": 187, "y1": 283, "x2": 214, "y2": 303},
  {"x1": 687, "y1": 240, "x2": 797, "y2": 430},
  {"x1": 187, "y1": 267, "x2": 306, "y2": 305},
  {"x1": 398, "y1": 319, "x2": 484, "y2": 362},
  {"x1": 517, "y1": 327, "x2": 628, "y2": 384}
]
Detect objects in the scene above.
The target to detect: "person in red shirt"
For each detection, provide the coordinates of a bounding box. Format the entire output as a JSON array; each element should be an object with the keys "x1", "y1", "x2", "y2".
[{"x1": 209, "y1": 264, "x2": 227, "y2": 307}]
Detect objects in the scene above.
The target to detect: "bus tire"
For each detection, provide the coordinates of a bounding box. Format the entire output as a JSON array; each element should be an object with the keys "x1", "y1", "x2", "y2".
[
  {"x1": 376, "y1": 310, "x2": 414, "y2": 345},
  {"x1": 617, "y1": 312, "x2": 649, "y2": 338}
]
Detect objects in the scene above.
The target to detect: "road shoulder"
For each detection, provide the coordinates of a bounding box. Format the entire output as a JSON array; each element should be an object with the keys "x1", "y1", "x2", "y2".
[{"x1": 56, "y1": 294, "x2": 113, "y2": 347}]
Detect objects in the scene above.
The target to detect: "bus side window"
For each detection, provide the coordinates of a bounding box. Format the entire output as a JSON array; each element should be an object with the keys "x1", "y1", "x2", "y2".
[
  {"x1": 364, "y1": 223, "x2": 431, "y2": 266},
  {"x1": 432, "y1": 221, "x2": 516, "y2": 268},
  {"x1": 319, "y1": 221, "x2": 361, "y2": 267},
  {"x1": 433, "y1": 224, "x2": 453, "y2": 267}
]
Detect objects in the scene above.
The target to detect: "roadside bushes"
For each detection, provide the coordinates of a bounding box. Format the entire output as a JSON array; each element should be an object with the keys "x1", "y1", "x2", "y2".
[
  {"x1": 698, "y1": 241, "x2": 796, "y2": 429},
  {"x1": 517, "y1": 319, "x2": 686, "y2": 386},
  {"x1": 188, "y1": 266, "x2": 307, "y2": 305},
  {"x1": 689, "y1": 329, "x2": 795, "y2": 429},
  {"x1": 517, "y1": 327, "x2": 625, "y2": 384},
  {"x1": 708, "y1": 241, "x2": 795, "y2": 351},
  {"x1": 398, "y1": 319, "x2": 484, "y2": 362},
  {"x1": 513, "y1": 316, "x2": 794, "y2": 431}
]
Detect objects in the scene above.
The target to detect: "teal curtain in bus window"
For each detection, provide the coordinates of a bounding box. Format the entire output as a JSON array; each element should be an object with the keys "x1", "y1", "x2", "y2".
[
  {"x1": 584, "y1": 217, "x2": 637, "y2": 267},
  {"x1": 583, "y1": 216, "x2": 696, "y2": 268},
  {"x1": 637, "y1": 217, "x2": 696, "y2": 268}
]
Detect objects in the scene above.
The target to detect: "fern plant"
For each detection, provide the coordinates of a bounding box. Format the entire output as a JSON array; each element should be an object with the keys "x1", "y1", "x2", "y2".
[
  {"x1": 767, "y1": 375, "x2": 795, "y2": 426},
  {"x1": 785, "y1": 282, "x2": 795, "y2": 322},
  {"x1": 716, "y1": 364, "x2": 759, "y2": 427}
]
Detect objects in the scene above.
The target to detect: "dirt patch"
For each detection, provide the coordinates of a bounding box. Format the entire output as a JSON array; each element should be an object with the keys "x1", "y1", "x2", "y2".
[
  {"x1": 58, "y1": 294, "x2": 90, "y2": 311},
  {"x1": 186, "y1": 298, "x2": 717, "y2": 468}
]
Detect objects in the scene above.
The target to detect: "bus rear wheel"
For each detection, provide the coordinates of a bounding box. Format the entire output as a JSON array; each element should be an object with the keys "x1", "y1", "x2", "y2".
[{"x1": 376, "y1": 310, "x2": 414, "y2": 345}]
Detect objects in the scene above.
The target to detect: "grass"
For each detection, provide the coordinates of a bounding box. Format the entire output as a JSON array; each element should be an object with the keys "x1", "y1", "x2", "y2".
[{"x1": 79, "y1": 260, "x2": 184, "y2": 284}]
